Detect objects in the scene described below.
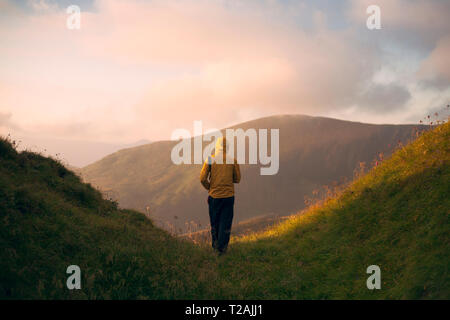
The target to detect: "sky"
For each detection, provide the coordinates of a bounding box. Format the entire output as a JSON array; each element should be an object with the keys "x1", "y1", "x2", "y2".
[{"x1": 0, "y1": 0, "x2": 449, "y2": 165}]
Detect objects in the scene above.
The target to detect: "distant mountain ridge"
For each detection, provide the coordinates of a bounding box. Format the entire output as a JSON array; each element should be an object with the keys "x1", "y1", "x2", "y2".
[
  {"x1": 81, "y1": 114, "x2": 424, "y2": 232},
  {"x1": 14, "y1": 136, "x2": 152, "y2": 168}
]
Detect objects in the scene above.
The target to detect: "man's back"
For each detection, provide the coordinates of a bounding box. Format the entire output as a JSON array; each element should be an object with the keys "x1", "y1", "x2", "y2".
[
  {"x1": 200, "y1": 137, "x2": 241, "y2": 198},
  {"x1": 200, "y1": 155, "x2": 241, "y2": 198}
]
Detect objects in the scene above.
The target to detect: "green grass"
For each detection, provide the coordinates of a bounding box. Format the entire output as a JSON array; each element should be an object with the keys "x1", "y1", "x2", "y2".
[
  {"x1": 0, "y1": 140, "x2": 215, "y2": 299},
  {"x1": 1, "y1": 123, "x2": 449, "y2": 299}
]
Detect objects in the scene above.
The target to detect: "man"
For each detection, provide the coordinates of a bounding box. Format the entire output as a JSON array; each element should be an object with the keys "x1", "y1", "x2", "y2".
[{"x1": 200, "y1": 136, "x2": 241, "y2": 255}]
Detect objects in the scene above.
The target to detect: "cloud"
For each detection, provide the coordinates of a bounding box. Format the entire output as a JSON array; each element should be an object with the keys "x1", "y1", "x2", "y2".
[
  {"x1": 356, "y1": 83, "x2": 411, "y2": 112},
  {"x1": 27, "y1": 0, "x2": 58, "y2": 12},
  {"x1": 349, "y1": 0, "x2": 450, "y2": 45},
  {"x1": 86, "y1": 0, "x2": 381, "y2": 137},
  {"x1": 418, "y1": 36, "x2": 450, "y2": 89},
  {"x1": 132, "y1": 33, "x2": 379, "y2": 138},
  {"x1": 0, "y1": 0, "x2": 449, "y2": 143},
  {"x1": 0, "y1": 112, "x2": 14, "y2": 127},
  {"x1": 0, "y1": 111, "x2": 22, "y2": 139}
]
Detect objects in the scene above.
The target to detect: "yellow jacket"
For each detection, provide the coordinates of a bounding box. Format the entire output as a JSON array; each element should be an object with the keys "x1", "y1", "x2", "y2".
[{"x1": 200, "y1": 137, "x2": 241, "y2": 198}]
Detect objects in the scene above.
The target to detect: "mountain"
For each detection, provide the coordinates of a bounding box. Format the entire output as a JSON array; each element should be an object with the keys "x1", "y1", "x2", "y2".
[
  {"x1": 1, "y1": 121, "x2": 448, "y2": 299},
  {"x1": 81, "y1": 115, "x2": 424, "y2": 232}
]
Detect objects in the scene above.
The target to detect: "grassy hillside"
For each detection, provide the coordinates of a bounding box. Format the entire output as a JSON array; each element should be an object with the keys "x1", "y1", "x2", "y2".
[
  {"x1": 1, "y1": 121, "x2": 448, "y2": 299},
  {"x1": 217, "y1": 121, "x2": 449, "y2": 299},
  {"x1": 81, "y1": 115, "x2": 423, "y2": 233},
  {"x1": 0, "y1": 138, "x2": 214, "y2": 299}
]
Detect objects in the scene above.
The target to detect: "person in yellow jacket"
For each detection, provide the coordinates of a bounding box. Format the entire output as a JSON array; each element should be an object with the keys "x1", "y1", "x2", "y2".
[{"x1": 200, "y1": 136, "x2": 241, "y2": 255}]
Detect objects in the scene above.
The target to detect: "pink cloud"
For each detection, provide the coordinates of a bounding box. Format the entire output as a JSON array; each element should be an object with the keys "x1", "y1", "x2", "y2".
[
  {"x1": 0, "y1": 0, "x2": 448, "y2": 145},
  {"x1": 418, "y1": 36, "x2": 450, "y2": 87}
]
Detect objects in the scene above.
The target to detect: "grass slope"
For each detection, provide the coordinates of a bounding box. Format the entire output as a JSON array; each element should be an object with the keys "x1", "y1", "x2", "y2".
[
  {"x1": 219, "y1": 122, "x2": 449, "y2": 299},
  {"x1": 0, "y1": 140, "x2": 214, "y2": 299},
  {"x1": 1, "y1": 122, "x2": 449, "y2": 299}
]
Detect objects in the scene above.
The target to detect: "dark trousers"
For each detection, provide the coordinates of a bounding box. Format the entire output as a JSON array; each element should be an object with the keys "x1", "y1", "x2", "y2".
[{"x1": 208, "y1": 196, "x2": 234, "y2": 253}]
